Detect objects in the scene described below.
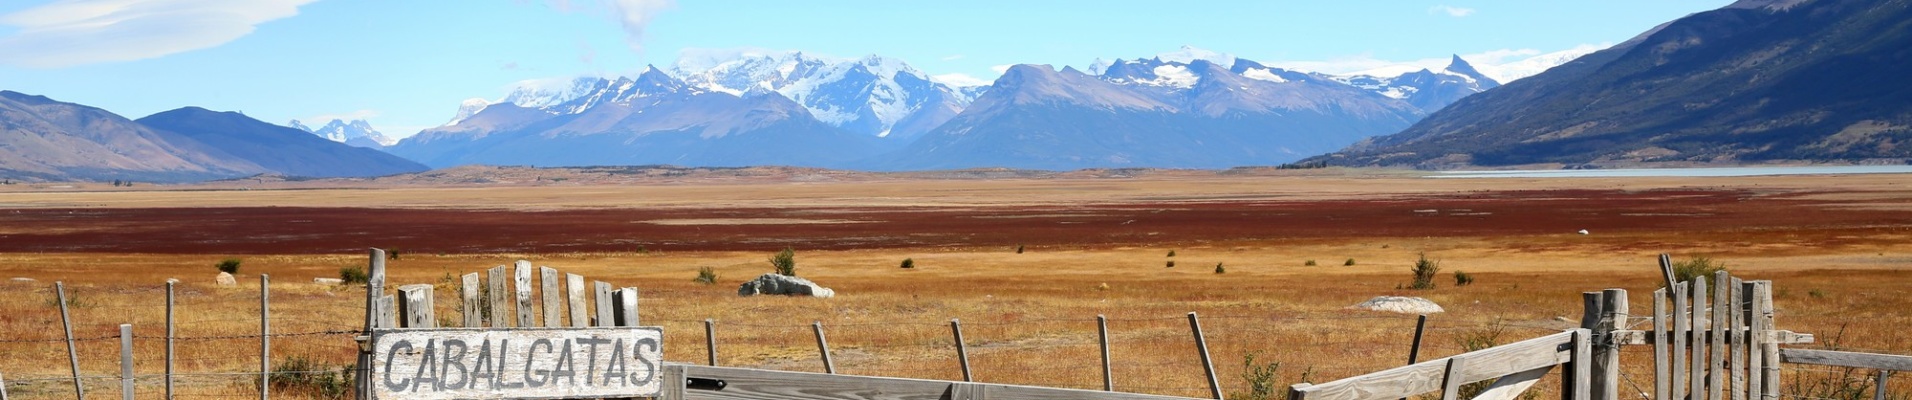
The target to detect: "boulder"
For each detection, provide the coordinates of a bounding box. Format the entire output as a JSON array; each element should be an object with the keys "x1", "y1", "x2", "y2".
[
  {"x1": 738, "y1": 273, "x2": 835, "y2": 298},
  {"x1": 1351, "y1": 296, "x2": 1444, "y2": 314},
  {"x1": 216, "y1": 272, "x2": 237, "y2": 286}
]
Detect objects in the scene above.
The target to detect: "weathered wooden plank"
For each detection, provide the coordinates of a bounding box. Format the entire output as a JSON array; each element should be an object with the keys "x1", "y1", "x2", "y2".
[
  {"x1": 459, "y1": 273, "x2": 481, "y2": 327},
  {"x1": 565, "y1": 273, "x2": 588, "y2": 328},
  {"x1": 949, "y1": 382, "x2": 988, "y2": 400},
  {"x1": 1690, "y1": 276, "x2": 1708, "y2": 400},
  {"x1": 514, "y1": 260, "x2": 535, "y2": 327},
  {"x1": 675, "y1": 364, "x2": 1199, "y2": 400},
  {"x1": 368, "y1": 327, "x2": 665, "y2": 400},
  {"x1": 486, "y1": 265, "x2": 510, "y2": 328},
  {"x1": 374, "y1": 294, "x2": 395, "y2": 329},
  {"x1": 660, "y1": 363, "x2": 686, "y2": 400},
  {"x1": 1710, "y1": 271, "x2": 1729, "y2": 400},
  {"x1": 1571, "y1": 329, "x2": 1591, "y2": 400},
  {"x1": 1610, "y1": 329, "x2": 1815, "y2": 345},
  {"x1": 1730, "y1": 279, "x2": 1746, "y2": 400},
  {"x1": 594, "y1": 281, "x2": 614, "y2": 327},
  {"x1": 1779, "y1": 349, "x2": 1912, "y2": 371},
  {"x1": 1466, "y1": 365, "x2": 1551, "y2": 400},
  {"x1": 1439, "y1": 357, "x2": 1468, "y2": 400},
  {"x1": 540, "y1": 267, "x2": 563, "y2": 327},
  {"x1": 1653, "y1": 289, "x2": 1669, "y2": 400},
  {"x1": 1594, "y1": 289, "x2": 1625, "y2": 400},
  {"x1": 397, "y1": 284, "x2": 435, "y2": 328},
  {"x1": 356, "y1": 248, "x2": 389, "y2": 400},
  {"x1": 615, "y1": 287, "x2": 640, "y2": 327},
  {"x1": 1745, "y1": 282, "x2": 1764, "y2": 400},
  {"x1": 1756, "y1": 281, "x2": 1780, "y2": 400},
  {"x1": 1673, "y1": 282, "x2": 1689, "y2": 400},
  {"x1": 1290, "y1": 330, "x2": 1578, "y2": 400}
]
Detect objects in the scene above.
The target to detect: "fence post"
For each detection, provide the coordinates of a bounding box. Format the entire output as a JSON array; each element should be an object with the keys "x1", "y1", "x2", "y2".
[
  {"x1": 398, "y1": 284, "x2": 436, "y2": 328},
  {"x1": 1189, "y1": 312, "x2": 1222, "y2": 400},
  {"x1": 1710, "y1": 271, "x2": 1728, "y2": 400},
  {"x1": 1674, "y1": 282, "x2": 1690, "y2": 400},
  {"x1": 1599, "y1": 289, "x2": 1627, "y2": 400},
  {"x1": 1440, "y1": 356, "x2": 1468, "y2": 400},
  {"x1": 541, "y1": 267, "x2": 563, "y2": 327},
  {"x1": 813, "y1": 321, "x2": 835, "y2": 374},
  {"x1": 1409, "y1": 314, "x2": 1428, "y2": 365},
  {"x1": 513, "y1": 261, "x2": 534, "y2": 327},
  {"x1": 1098, "y1": 314, "x2": 1113, "y2": 392},
  {"x1": 260, "y1": 274, "x2": 271, "y2": 400},
  {"x1": 2, "y1": 371, "x2": 9, "y2": 400},
  {"x1": 487, "y1": 265, "x2": 510, "y2": 328},
  {"x1": 166, "y1": 280, "x2": 176, "y2": 400},
  {"x1": 614, "y1": 288, "x2": 640, "y2": 326},
  {"x1": 1755, "y1": 281, "x2": 1778, "y2": 400},
  {"x1": 1691, "y1": 276, "x2": 1710, "y2": 400},
  {"x1": 593, "y1": 281, "x2": 613, "y2": 327},
  {"x1": 566, "y1": 274, "x2": 588, "y2": 328},
  {"x1": 705, "y1": 318, "x2": 718, "y2": 366},
  {"x1": 1874, "y1": 371, "x2": 1891, "y2": 400},
  {"x1": 459, "y1": 273, "x2": 482, "y2": 327},
  {"x1": 57, "y1": 281, "x2": 83, "y2": 400},
  {"x1": 1575, "y1": 292, "x2": 1599, "y2": 400},
  {"x1": 120, "y1": 323, "x2": 134, "y2": 400},
  {"x1": 951, "y1": 318, "x2": 972, "y2": 382},
  {"x1": 1653, "y1": 288, "x2": 1670, "y2": 400},
  {"x1": 356, "y1": 248, "x2": 388, "y2": 400}
]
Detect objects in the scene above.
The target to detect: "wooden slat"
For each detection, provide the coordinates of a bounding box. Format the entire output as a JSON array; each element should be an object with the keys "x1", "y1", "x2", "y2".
[
  {"x1": 458, "y1": 273, "x2": 481, "y2": 327},
  {"x1": 1720, "y1": 269, "x2": 1736, "y2": 400},
  {"x1": 1466, "y1": 366, "x2": 1551, "y2": 400},
  {"x1": 1673, "y1": 282, "x2": 1690, "y2": 400},
  {"x1": 660, "y1": 362, "x2": 686, "y2": 400},
  {"x1": 1780, "y1": 349, "x2": 1912, "y2": 371},
  {"x1": 540, "y1": 266, "x2": 563, "y2": 327},
  {"x1": 1730, "y1": 279, "x2": 1747, "y2": 400},
  {"x1": 616, "y1": 287, "x2": 641, "y2": 326},
  {"x1": 1439, "y1": 357, "x2": 1467, "y2": 400},
  {"x1": 675, "y1": 364, "x2": 1199, "y2": 400},
  {"x1": 1653, "y1": 289, "x2": 1670, "y2": 400},
  {"x1": 1746, "y1": 282, "x2": 1764, "y2": 400},
  {"x1": 1610, "y1": 329, "x2": 1814, "y2": 345},
  {"x1": 373, "y1": 294, "x2": 394, "y2": 329},
  {"x1": 396, "y1": 284, "x2": 434, "y2": 328},
  {"x1": 949, "y1": 382, "x2": 988, "y2": 400},
  {"x1": 594, "y1": 281, "x2": 614, "y2": 327},
  {"x1": 1594, "y1": 289, "x2": 1626, "y2": 400},
  {"x1": 1571, "y1": 329, "x2": 1592, "y2": 400},
  {"x1": 566, "y1": 273, "x2": 588, "y2": 328},
  {"x1": 486, "y1": 265, "x2": 510, "y2": 328},
  {"x1": 1291, "y1": 330, "x2": 1579, "y2": 400},
  {"x1": 1690, "y1": 276, "x2": 1708, "y2": 400},
  {"x1": 513, "y1": 260, "x2": 535, "y2": 327},
  {"x1": 1757, "y1": 281, "x2": 1780, "y2": 400}
]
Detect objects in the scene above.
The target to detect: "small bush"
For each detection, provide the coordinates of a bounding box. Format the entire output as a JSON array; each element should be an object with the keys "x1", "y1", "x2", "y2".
[
  {"x1": 1671, "y1": 256, "x2": 1726, "y2": 284},
  {"x1": 1455, "y1": 322, "x2": 1510, "y2": 400},
  {"x1": 694, "y1": 266, "x2": 718, "y2": 285},
  {"x1": 1214, "y1": 262, "x2": 1226, "y2": 274},
  {"x1": 339, "y1": 267, "x2": 369, "y2": 285},
  {"x1": 1304, "y1": 259, "x2": 1317, "y2": 266},
  {"x1": 900, "y1": 258, "x2": 915, "y2": 269},
  {"x1": 1166, "y1": 260, "x2": 1176, "y2": 268},
  {"x1": 1454, "y1": 271, "x2": 1474, "y2": 287},
  {"x1": 388, "y1": 249, "x2": 400, "y2": 260},
  {"x1": 216, "y1": 258, "x2": 242, "y2": 274},
  {"x1": 263, "y1": 356, "x2": 352, "y2": 400},
  {"x1": 1808, "y1": 289, "x2": 1827, "y2": 299},
  {"x1": 1343, "y1": 258, "x2": 1356, "y2": 266},
  {"x1": 1232, "y1": 351, "x2": 1313, "y2": 400},
  {"x1": 769, "y1": 247, "x2": 796, "y2": 276},
  {"x1": 1167, "y1": 250, "x2": 1177, "y2": 257},
  {"x1": 1409, "y1": 253, "x2": 1439, "y2": 290},
  {"x1": 1016, "y1": 245, "x2": 1025, "y2": 254}
]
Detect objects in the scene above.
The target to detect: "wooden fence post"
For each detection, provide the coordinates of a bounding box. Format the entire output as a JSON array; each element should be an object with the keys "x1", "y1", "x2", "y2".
[
  {"x1": 487, "y1": 265, "x2": 509, "y2": 327},
  {"x1": 120, "y1": 324, "x2": 133, "y2": 400},
  {"x1": 1099, "y1": 314, "x2": 1113, "y2": 392},
  {"x1": 1745, "y1": 281, "x2": 1764, "y2": 400},
  {"x1": 1597, "y1": 289, "x2": 1627, "y2": 400},
  {"x1": 1711, "y1": 271, "x2": 1728, "y2": 400},
  {"x1": 1653, "y1": 288, "x2": 1670, "y2": 400},
  {"x1": 56, "y1": 282, "x2": 82, "y2": 400},
  {"x1": 1731, "y1": 279, "x2": 1747, "y2": 400},
  {"x1": 1189, "y1": 312, "x2": 1222, "y2": 400},
  {"x1": 260, "y1": 274, "x2": 271, "y2": 400},
  {"x1": 814, "y1": 321, "x2": 835, "y2": 374},
  {"x1": 1691, "y1": 276, "x2": 1710, "y2": 400},
  {"x1": 952, "y1": 319, "x2": 972, "y2": 382},
  {"x1": 398, "y1": 284, "x2": 436, "y2": 328},
  {"x1": 2, "y1": 371, "x2": 10, "y2": 400},
  {"x1": 540, "y1": 267, "x2": 563, "y2": 327},
  {"x1": 566, "y1": 274, "x2": 588, "y2": 328},
  {"x1": 459, "y1": 273, "x2": 481, "y2": 327},
  {"x1": 1674, "y1": 282, "x2": 1690, "y2": 400},
  {"x1": 593, "y1": 281, "x2": 614, "y2": 327},
  {"x1": 1571, "y1": 329, "x2": 1592, "y2": 400},
  {"x1": 166, "y1": 281, "x2": 176, "y2": 400},
  {"x1": 1755, "y1": 281, "x2": 1779, "y2": 400},
  {"x1": 1873, "y1": 371, "x2": 1891, "y2": 400},
  {"x1": 1439, "y1": 356, "x2": 1468, "y2": 400},
  {"x1": 355, "y1": 248, "x2": 388, "y2": 400},
  {"x1": 613, "y1": 288, "x2": 639, "y2": 326},
  {"x1": 705, "y1": 318, "x2": 718, "y2": 366},
  {"x1": 513, "y1": 261, "x2": 535, "y2": 327}
]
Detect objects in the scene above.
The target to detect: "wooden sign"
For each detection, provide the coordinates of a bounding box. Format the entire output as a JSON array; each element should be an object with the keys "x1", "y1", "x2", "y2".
[{"x1": 370, "y1": 327, "x2": 663, "y2": 400}]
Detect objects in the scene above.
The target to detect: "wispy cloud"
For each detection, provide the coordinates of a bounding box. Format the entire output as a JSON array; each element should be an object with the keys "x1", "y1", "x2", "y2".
[
  {"x1": 1428, "y1": 5, "x2": 1476, "y2": 17},
  {"x1": 990, "y1": 64, "x2": 1014, "y2": 74},
  {"x1": 603, "y1": 0, "x2": 674, "y2": 54},
  {"x1": 0, "y1": 0, "x2": 315, "y2": 68},
  {"x1": 930, "y1": 73, "x2": 991, "y2": 87}
]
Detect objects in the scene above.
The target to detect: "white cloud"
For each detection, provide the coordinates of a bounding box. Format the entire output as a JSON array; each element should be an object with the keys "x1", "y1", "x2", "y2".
[
  {"x1": 930, "y1": 73, "x2": 991, "y2": 87},
  {"x1": 990, "y1": 64, "x2": 1013, "y2": 74},
  {"x1": 1428, "y1": 5, "x2": 1476, "y2": 17},
  {"x1": 602, "y1": 0, "x2": 674, "y2": 54},
  {"x1": 302, "y1": 109, "x2": 379, "y2": 123},
  {"x1": 0, "y1": 0, "x2": 314, "y2": 68}
]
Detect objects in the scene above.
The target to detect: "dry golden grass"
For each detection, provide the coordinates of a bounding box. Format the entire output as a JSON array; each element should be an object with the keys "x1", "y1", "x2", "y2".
[{"x1": 0, "y1": 173, "x2": 1909, "y2": 399}]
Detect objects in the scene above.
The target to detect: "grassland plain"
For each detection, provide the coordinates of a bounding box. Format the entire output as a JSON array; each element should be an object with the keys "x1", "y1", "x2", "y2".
[{"x1": 0, "y1": 170, "x2": 1909, "y2": 399}]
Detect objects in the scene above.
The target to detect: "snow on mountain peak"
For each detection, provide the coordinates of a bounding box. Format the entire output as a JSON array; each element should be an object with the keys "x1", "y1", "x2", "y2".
[
  {"x1": 1156, "y1": 45, "x2": 1236, "y2": 69},
  {"x1": 670, "y1": 48, "x2": 969, "y2": 138},
  {"x1": 445, "y1": 98, "x2": 490, "y2": 126}
]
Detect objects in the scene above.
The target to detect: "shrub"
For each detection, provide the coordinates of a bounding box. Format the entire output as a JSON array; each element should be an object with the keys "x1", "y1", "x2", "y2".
[
  {"x1": 1671, "y1": 256, "x2": 1726, "y2": 284},
  {"x1": 339, "y1": 267, "x2": 369, "y2": 284},
  {"x1": 1214, "y1": 262, "x2": 1226, "y2": 274},
  {"x1": 694, "y1": 267, "x2": 718, "y2": 285},
  {"x1": 1167, "y1": 250, "x2": 1177, "y2": 257},
  {"x1": 1304, "y1": 259, "x2": 1317, "y2": 266},
  {"x1": 216, "y1": 258, "x2": 242, "y2": 274},
  {"x1": 1016, "y1": 245, "x2": 1025, "y2": 254},
  {"x1": 900, "y1": 258, "x2": 915, "y2": 269},
  {"x1": 1453, "y1": 270, "x2": 1474, "y2": 287},
  {"x1": 1232, "y1": 351, "x2": 1313, "y2": 400},
  {"x1": 1166, "y1": 260, "x2": 1176, "y2": 268},
  {"x1": 1343, "y1": 258, "x2": 1356, "y2": 266},
  {"x1": 769, "y1": 248, "x2": 796, "y2": 276},
  {"x1": 388, "y1": 249, "x2": 401, "y2": 260},
  {"x1": 1455, "y1": 322, "x2": 1511, "y2": 400},
  {"x1": 1409, "y1": 253, "x2": 1439, "y2": 290},
  {"x1": 263, "y1": 356, "x2": 352, "y2": 400}
]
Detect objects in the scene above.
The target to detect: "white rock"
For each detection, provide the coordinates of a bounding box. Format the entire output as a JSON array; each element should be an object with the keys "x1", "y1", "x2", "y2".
[
  {"x1": 314, "y1": 277, "x2": 345, "y2": 285},
  {"x1": 1351, "y1": 296, "x2": 1445, "y2": 314},
  {"x1": 9, "y1": 277, "x2": 35, "y2": 283},
  {"x1": 738, "y1": 273, "x2": 835, "y2": 298},
  {"x1": 1578, "y1": 229, "x2": 1590, "y2": 235},
  {"x1": 216, "y1": 272, "x2": 237, "y2": 286}
]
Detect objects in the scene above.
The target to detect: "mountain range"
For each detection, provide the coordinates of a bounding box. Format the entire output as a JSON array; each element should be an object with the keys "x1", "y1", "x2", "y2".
[
  {"x1": 1307, "y1": 0, "x2": 1912, "y2": 168},
  {"x1": 289, "y1": 119, "x2": 398, "y2": 149},
  {"x1": 0, "y1": 90, "x2": 425, "y2": 182}
]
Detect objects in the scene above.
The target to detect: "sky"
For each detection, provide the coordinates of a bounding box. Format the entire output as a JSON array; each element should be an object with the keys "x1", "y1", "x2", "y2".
[{"x1": 0, "y1": 0, "x2": 1734, "y2": 138}]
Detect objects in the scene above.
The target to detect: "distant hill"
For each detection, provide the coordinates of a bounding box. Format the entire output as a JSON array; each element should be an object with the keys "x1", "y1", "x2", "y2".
[
  {"x1": 1307, "y1": 0, "x2": 1912, "y2": 168},
  {"x1": 0, "y1": 91, "x2": 264, "y2": 182},
  {"x1": 136, "y1": 108, "x2": 429, "y2": 178}
]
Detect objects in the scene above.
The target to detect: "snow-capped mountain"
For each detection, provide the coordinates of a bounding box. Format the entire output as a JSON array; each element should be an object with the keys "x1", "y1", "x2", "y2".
[
  {"x1": 669, "y1": 50, "x2": 977, "y2": 141},
  {"x1": 1324, "y1": 55, "x2": 1501, "y2": 113},
  {"x1": 288, "y1": 118, "x2": 398, "y2": 148}
]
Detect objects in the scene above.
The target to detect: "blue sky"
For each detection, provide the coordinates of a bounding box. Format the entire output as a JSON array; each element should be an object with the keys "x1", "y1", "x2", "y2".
[{"x1": 0, "y1": 0, "x2": 1732, "y2": 138}]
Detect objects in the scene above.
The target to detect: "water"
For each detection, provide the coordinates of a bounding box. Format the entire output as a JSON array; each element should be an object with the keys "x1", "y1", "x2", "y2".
[{"x1": 1432, "y1": 165, "x2": 1912, "y2": 178}]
